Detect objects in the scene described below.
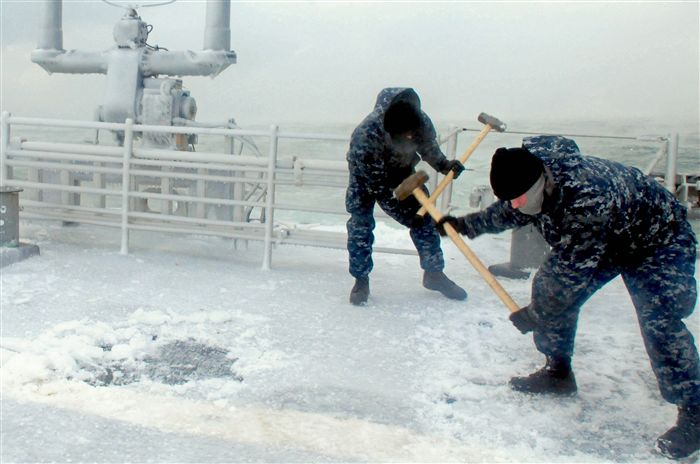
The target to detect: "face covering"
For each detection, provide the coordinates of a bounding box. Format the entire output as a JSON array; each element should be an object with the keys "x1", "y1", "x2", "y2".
[
  {"x1": 391, "y1": 133, "x2": 418, "y2": 156},
  {"x1": 515, "y1": 173, "x2": 545, "y2": 215}
]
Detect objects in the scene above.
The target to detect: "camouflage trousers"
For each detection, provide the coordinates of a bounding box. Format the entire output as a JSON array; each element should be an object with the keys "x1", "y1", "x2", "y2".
[
  {"x1": 345, "y1": 174, "x2": 444, "y2": 279},
  {"x1": 534, "y1": 223, "x2": 699, "y2": 406}
]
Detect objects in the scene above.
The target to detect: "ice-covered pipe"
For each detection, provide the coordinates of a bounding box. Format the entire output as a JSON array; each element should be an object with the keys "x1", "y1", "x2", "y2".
[
  {"x1": 38, "y1": 0, "x2": 63, "y2": 50},
  {"x1": 203, "y1": 0, "x2": 231, "y2": 51},
  {"x1": 31, "y1": 49, "x2": 109, "y2": 74},
  {"x1": 143, "y1": 50, "x2": 236, "y2": 77},
  {"x1": 32, "y1": 0, "x2": 108, "y2": 74}
]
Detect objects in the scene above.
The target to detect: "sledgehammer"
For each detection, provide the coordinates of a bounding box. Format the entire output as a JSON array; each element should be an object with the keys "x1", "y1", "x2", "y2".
[
  {"x1": 395, "y1": 171, "x2": 519, "y2": 313},
  {"x1": 416, "y1": 112, "x2": 506, "y2": 217}
]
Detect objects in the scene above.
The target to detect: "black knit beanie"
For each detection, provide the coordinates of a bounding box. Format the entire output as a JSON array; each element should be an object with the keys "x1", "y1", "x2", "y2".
[{"x1": 489, "y1": 147, "x2": 544, "y2": 200}]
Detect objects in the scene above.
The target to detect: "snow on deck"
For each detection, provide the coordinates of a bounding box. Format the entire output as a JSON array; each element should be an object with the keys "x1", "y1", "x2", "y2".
[{"x1": 1, "y1": 220, "x2": 698, "y2": 462}]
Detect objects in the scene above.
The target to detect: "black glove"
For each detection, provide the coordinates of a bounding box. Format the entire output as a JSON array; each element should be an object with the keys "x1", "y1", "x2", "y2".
[
  {"x1": 435, "y1": 215, "x2": 463, "y2": 237},
  {"x1": 441, "y1": 160, "x2": 465, "y2": 179},
  {"x1": 509, "y1": 306, "x2": 538, "y2": 334}
]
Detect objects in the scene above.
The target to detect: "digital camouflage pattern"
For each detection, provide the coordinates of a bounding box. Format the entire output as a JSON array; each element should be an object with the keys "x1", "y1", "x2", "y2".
[
  {"x1": 345, "y1": 88, "x2": 453, "y2": 279},
  {"x1": 461, "y1": 135, "x2": 699, "y2": 406}
]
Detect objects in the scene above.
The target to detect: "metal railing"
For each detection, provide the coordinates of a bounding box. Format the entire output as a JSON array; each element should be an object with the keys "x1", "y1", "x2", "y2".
[
  {"x1": 2, "y1": 112, "x2": 695, "y2": 269},
  {"x1": 0, "y1": 113, "x2": 461, "y2": 269}
]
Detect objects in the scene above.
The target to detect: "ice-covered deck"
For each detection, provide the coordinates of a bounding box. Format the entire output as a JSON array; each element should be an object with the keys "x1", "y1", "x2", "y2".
[{"x1": 2, "y1": 220, "x2": 697, "y2": 462}]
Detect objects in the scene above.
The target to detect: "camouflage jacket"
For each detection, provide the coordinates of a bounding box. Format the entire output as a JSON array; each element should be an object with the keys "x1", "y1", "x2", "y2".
[
  {"x1": 463, "y1": 135, "x2": 696, "y2": 314},
  {"x1": 346, "y1": 88, "x2": 452, "y2": 195}
]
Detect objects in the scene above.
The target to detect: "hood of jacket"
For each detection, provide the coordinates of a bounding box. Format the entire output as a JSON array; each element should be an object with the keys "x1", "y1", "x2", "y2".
[
  {"x1": 346, "y1": 88, "x2": 446, "y2": 189},
  {"x1": 522, "y1": 135, "x2": 581, "y2": 161},
  {"x1": 373, "y1": 88, "x2": 422, "y2": 116},
  {"x1": 520, "y1": 135, "x2": 581, "y2": 215}
]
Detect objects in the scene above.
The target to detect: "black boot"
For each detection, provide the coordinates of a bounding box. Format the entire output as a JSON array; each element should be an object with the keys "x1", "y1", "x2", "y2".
[
  {"x1": 509, "y1": 356, "x2": 577, "y2": 395},
  {"x1": 656, "y1": 404, "x2": 700, "y2": 459},
  {"x1": 422, "y1": 271, "x2": 467, "y2": 301},
  {"x1": 349, "y1": 277, "x2": 370, "y2": 306}
]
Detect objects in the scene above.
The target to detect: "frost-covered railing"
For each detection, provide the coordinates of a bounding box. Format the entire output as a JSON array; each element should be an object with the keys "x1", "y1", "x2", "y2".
[
  {"x1": 1, "y1": 112, "x2": 694, "y2": 269},
  {"x1": 0, "y1": 113, "x2": 461, "y2": 269}
]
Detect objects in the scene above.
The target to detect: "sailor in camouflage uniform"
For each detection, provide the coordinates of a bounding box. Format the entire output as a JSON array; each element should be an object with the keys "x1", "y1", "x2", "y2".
[
  {"x1": 345, "y1": 88, "x2": 467, "y2": 306},
  {"x1": 437, "y1": 136, "x2": 699, "y2": 459}
]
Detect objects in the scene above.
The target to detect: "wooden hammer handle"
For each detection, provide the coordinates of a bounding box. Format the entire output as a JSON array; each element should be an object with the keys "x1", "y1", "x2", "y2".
[
  {"x1": 413, "y1": 188, "x2": 520, "y2": 313},
  {"x1": 416, "y1": 124, "x2": 493, "y2": 217}
]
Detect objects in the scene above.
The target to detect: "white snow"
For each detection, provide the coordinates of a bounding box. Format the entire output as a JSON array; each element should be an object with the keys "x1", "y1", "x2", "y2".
[{"x1": 1, "y1": 219, "x2": 698, "y2": 462}]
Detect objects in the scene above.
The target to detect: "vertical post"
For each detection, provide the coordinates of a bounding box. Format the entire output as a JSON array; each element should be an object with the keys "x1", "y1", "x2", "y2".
[
  {"x1": 441, "y1": 125, "x2": 458, "y2": 211},
  {"x1": 160, "y1": 170, "x2": 172, "y2": 215},
  {"x1": 1, "y1": 111, "x2": 10, "y2": 186},
  {"x1": 232, "y1": 173, "x2": 244, "y2": 223},
  {"x1": 203, "y1": 0, "x2": 231, "y2": 51},
  {"x1": 27, "y1": 167, "x2": 41, "y2": 202},
  {"x1": 94, "y1": 164, "x2": 106, "y2": 209},
  {"x1": 262, "y1": 125, "x2": 278, "y2": 270},
  {"x1": 227, "y1": 120, "x2": 243, "y2": 225},
  {"x1": 120, "y1": 118, "x2": 134, "y2": 255},
  {"x1": 226, "y1": 135, "x2": 235, "y2": 155},
  {"x1": 59, "y1": 170, "x2": 77, "y2": 207},
  {"x1": 38, "y1": 0, "x2": 63, "y2": 51},
  {"x1": 678, "y1": 175, "x2": 689, "y2": 203},
  {"x1": 196, "y1": 168, "x2": 206, "y2": 218},
  {"x1": 665, "y1": 133, "x2": 679, "y2": 194}
]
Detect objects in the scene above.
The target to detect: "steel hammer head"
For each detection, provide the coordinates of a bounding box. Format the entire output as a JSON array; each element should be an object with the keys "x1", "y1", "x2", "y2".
[
  {"x1": 478, "y1": 113, "x2": 507, "y2": 132},
  {"x1": 394, "y1": 171, "x2": 430, "y2": 201}
]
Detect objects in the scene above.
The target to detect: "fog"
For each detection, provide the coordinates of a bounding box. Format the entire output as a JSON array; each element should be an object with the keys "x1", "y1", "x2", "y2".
[{"x1": 1, "y1": 1, "x2": 698, "y2": 130}]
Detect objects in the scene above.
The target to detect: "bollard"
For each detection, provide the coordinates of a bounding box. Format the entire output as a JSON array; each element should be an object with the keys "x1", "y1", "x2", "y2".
[
  {"x1": 509, "y1": 225, "x2": 550, "y2": 270},
  {"x1": 0, "y1": 186, "x2": 40, "y2": 267},
  {"x1": 470, "y1": 185, "x2": 549, "y2": 279},
  {"x1": 488, "y1": 225, "x2": 550, "y2": 279},
  {"x1": 0, "y1": 186, "x2": 23, "y2": 247}
]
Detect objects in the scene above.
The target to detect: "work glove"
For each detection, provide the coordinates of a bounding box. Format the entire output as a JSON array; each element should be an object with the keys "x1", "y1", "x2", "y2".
[
  {"x1": 509, "y1": 305, "x2": 538, "y2": 334},
  {"x1": 441, "y1": 160, "x2": 465, "y2": 179},
  {"x1": 435, "y1": 215, "x2": 474, "y2": 237}
]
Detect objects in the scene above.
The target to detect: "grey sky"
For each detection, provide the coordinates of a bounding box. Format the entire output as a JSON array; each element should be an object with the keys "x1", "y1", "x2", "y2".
[{"x1": 1, "y1": 1, "x2": 698, "y2": 130}]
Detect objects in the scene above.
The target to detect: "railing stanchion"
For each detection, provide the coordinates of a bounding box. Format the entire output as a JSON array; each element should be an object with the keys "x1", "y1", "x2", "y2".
[
  {"x1": 262, "y1": 124, "x2": 278, "y2": 270},
  {"x1": 441, "y1": 125, "x2": 459, "y2": 211},
  {"x1": 120, "y1": 118, "x2": 134, "y2": 254},
  {"x1": 665, "y1": 132, "x2": 679, "y2": 195}
]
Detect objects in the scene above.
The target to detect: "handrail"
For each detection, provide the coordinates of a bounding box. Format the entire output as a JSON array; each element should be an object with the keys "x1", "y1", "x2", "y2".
[
  {"x1": 460, "y1": 126, "x2": 666, "y2": 142},
  {"x1": 1, "y1": 112, "x2": 689, "y2": 269}
]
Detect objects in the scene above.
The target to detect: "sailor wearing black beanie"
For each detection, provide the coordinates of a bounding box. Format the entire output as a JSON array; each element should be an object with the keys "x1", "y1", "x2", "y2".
[{"x1": 434, "y1": 135, "x2": 700, "y2": 459}]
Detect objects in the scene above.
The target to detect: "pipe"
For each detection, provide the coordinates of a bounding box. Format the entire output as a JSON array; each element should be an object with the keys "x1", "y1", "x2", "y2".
[
  {"x1": 38, "y1": 0, "x2": 63, "y2": 50},
  {"x1": 143, "y1": 50, "x2": 236, "y2": 77},
  {"x1": 31, "y1": 49, "x2": 108, "y2": 74},
  {"x1": 203, "y1": 0, "x2": 231, "y2": 51}
]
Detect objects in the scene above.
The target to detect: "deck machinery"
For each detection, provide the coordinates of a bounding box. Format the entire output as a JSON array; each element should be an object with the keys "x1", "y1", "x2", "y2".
[{"x1": 31, "y1": 0, "x2": 237, "y2": 150}]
